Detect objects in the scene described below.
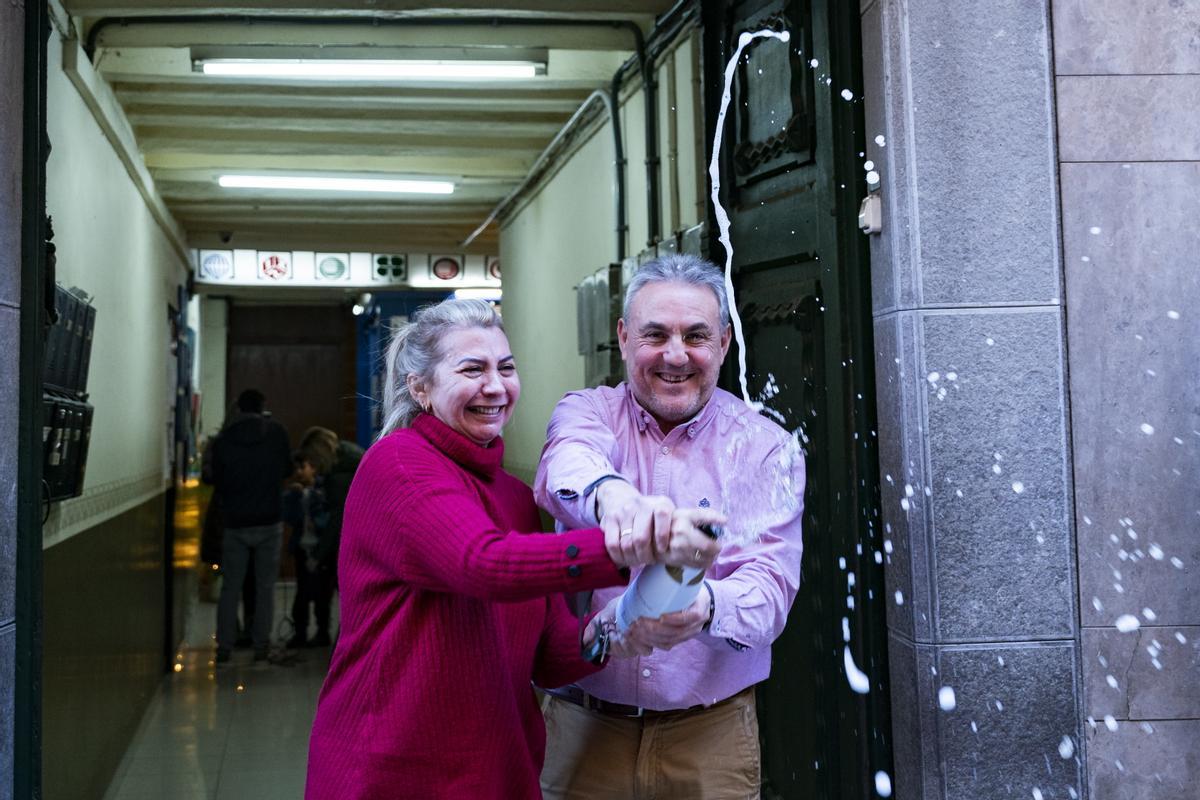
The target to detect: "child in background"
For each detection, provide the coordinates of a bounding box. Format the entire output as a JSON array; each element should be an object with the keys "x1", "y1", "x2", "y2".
[{"x1": 282, "y1": 452, "x2": 333, "y2": 648}]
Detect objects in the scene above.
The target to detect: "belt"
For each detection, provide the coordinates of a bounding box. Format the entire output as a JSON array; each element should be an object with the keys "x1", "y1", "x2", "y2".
[{"x1": 545, "y1": 684, "x2": 712, "y2": 719}]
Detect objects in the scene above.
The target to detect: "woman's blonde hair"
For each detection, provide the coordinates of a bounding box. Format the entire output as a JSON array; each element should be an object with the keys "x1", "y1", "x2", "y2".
[{"x1": 379, "y1": 298, "x2": 504, "y2": 438}]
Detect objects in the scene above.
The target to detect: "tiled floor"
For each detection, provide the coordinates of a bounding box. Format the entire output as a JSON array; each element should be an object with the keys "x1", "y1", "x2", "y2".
[{"x1": 103, "y1": 584, "x2": 334, "y2": 800}]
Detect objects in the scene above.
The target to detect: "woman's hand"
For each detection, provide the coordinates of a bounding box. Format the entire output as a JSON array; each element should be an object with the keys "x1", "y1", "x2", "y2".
[{"x1": 660, "y1": 508, "x2": 726, "y2": 570}]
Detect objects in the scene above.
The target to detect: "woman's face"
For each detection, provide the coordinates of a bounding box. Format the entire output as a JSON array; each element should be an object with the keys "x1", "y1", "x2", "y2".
[{"x1": 412, "y1": 326, "x2": 520, "y2": 446}]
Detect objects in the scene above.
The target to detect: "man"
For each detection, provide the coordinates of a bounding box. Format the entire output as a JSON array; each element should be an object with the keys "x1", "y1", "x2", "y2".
[
  {"x1": 535, "y1": 253, "x2": 805, "y2": 799},
  {"x1": 206, "y1": 388, "x2": 292, "y2": 663}
]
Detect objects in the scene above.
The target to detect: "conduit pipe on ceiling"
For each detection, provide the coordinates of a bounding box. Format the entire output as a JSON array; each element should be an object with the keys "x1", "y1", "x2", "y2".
[
  {"x1": 83, "y1": 13, "x2": 663, "y2": 251},
  {"x1": 460, "y1": 83, "x2": 625, "y2": 261},
  {"x1": 462, "y1": 0, "x2": 698, "y2": 257}
]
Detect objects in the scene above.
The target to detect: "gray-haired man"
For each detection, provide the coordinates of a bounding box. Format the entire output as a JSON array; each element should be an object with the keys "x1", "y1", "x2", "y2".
[{"x1": 535, "y1": 254, "x2": 806, "y2": 798}]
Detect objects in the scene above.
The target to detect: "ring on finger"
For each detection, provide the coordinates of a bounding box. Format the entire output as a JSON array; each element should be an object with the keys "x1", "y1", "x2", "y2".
[
  {"x1": 694, "y1": 549, "x2": 702, "y2": 560},
  {"x1": 620, "y1": 528, "x2": 633, "y2": 538}
]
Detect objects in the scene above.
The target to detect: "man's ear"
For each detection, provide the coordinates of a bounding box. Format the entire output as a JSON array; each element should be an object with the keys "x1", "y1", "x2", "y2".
[
  {"x1": 616, "y1": 318, "x2": 630, "y2": 362},
  {"x1": 719, "y1": 323, "x2": 733, "y2": 360}
]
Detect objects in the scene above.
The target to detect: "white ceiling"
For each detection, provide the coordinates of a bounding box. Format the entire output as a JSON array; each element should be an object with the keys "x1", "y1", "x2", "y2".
[{"x1": 68, "y1": 1, "x2": 676, "y2": 256}]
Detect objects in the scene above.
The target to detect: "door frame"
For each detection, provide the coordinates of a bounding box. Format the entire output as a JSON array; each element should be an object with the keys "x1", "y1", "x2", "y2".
[{"x1": 17, "y1": 2, "x2": 50, "y2": 798}]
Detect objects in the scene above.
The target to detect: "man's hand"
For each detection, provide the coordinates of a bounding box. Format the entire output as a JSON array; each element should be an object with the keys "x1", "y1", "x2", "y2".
[
  {"x1": 598, "y1": 481, "x2": 676, "y2": 567},
  {"x1": 661, "y1": 508, "x2": 726, "y2": 570},
  {"x1": 622, "y1": 587, "x2": 711, "y2": 652}
]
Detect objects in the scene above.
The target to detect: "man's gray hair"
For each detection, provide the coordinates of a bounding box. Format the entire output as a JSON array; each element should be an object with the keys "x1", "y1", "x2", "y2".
[
  {"x1": 623, "y1": 253, "x2": 730, "y2": 327},
  {"x1": 379, "y1": 298, "x2": 504, "y2": 438}
]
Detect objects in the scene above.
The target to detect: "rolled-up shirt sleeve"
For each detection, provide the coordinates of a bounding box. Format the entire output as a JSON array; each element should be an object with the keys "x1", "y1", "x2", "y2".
[
  {"x1": 703, "y1": 440, "x2": 806, "y2": 651},
  {"x1": 534, "y1": 391, "x2": 625, "y2": 529}
]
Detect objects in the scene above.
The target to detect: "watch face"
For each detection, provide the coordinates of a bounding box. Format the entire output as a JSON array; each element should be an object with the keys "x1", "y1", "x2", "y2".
[
  {"x1": 432, "y1": 257, "x2": 461, "y2": 280},
  {"x1": 199, "y1": 252, "x2": 233, "y2": 280},
  {"x1": 317, "y1": 255, "x2": 348, "y2": 280}
]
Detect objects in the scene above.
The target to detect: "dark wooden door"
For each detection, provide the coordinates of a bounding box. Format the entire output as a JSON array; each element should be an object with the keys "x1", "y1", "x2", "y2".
[
  {"x1": 702, "y1": 1, "x2": 892, "y2": 798},
  {"x1": 225, "y1": 304, "x2": 357, "y2": 446}
]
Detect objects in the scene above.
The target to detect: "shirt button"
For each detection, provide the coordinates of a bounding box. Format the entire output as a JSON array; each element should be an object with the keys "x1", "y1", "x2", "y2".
[
  {"x1": 566, "y1": 544, "x2": 579, "y2": 558},
  {"x1": 567, "y1": 565, "x2": 582, "y2": 578},
  {"x1": 660, "y1": 446, "x2": 670, "y2": 455},
  {"x1": 641, "y1": 668, "x2": 651, "y2": 678}
]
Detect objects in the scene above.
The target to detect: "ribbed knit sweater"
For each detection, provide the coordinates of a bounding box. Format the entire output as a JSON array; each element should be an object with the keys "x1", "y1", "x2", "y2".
[{"x1": 306, "y1": 414, "x2": 627, "y2": 800}]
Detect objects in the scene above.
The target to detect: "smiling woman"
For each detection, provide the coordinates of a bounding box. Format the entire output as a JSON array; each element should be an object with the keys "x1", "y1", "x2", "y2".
[{"x1": 305, "y1": 297, "x2": 724, "y2": 799}]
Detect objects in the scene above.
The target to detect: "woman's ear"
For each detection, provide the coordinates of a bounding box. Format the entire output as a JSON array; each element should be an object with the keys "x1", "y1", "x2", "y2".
[{"x1": 406, "y1": 374, "x2": 430, "y2": 413}]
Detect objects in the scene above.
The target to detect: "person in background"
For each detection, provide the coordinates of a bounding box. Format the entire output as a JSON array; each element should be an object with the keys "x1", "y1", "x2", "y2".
[
  {"x1": 205, "y1": 388, "x2": 292, "y2": 664},
  {"x1": 305, "y1": 299, "x2": 722, "y2": 800},
  {"x1": 281, "y1": 452, "x2": 326, "y2": 648},
  {"x1": 287, "y1": 426, "x2": 364, "y2": 648},
  {"x1": 535, "y1": 254, "x2": 806, "y2": 799}
]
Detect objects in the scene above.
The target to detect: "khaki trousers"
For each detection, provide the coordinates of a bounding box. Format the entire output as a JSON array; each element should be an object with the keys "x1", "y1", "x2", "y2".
[{"x1": 540, "y1": 687, "x2": 760, "y2": 800}]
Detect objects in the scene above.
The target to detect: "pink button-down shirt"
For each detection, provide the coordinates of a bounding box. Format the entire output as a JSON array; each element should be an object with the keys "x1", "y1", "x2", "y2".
[{"x1": 534, "y1": 383, "x2": 805, "y2": 710}]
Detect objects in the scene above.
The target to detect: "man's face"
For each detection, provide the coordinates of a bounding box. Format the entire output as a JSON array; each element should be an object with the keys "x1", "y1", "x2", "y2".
[{"x1": 618, "y1": 281, "x2": 731, "y2": 432}]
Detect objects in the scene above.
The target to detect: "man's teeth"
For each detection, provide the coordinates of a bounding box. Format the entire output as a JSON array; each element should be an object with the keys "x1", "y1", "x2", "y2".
[{"x1": 658, "y1": 374, "x2": 689, "y2": 383}]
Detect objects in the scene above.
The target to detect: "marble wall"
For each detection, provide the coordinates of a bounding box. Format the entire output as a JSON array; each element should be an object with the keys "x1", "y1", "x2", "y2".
[{"x1": 1054, "y1": 2, "x2": 1200, "y2": 798}]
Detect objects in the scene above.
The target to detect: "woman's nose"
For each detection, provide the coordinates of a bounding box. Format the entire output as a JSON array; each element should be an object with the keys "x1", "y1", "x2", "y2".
[{"x1": 481, "y1": 370, "x2": 505, "y2": 394}]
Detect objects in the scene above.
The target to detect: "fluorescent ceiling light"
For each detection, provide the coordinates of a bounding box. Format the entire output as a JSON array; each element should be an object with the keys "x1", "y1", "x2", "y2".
[
  {"x1": 218, "y1": 175, "x2": 454, "y2": 195},
  {"x1": 453, "y1": 288, "x2": 502, "y2": 301},
  {"x1": 200, "y1": 59, "x2": 539, "y2": 80}
]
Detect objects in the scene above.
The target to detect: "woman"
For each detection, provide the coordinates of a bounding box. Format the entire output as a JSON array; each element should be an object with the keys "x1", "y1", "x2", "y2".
[{"x1": 305, "y1": 299, "x2": 720, "y2": 799}]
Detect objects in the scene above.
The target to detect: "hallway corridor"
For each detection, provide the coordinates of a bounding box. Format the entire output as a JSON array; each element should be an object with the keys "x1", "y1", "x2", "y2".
[{"x1": 102, "y1": 586, "x2": 331, "y2": 800}]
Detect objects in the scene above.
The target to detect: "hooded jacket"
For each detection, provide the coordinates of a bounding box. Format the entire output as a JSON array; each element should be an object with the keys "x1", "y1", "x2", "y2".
[{"x1": 208, "y1": 412, "x2": 293, "y2": 528}]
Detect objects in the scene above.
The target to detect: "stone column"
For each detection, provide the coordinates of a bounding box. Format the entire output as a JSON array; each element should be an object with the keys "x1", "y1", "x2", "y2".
[
  {"x1": 861, "y1": 1, "x2": 1083, "y2": 797},
  {"x1": 1053, "y1": 2, "x2": 1200, "y2": 798},
  {"x1": 0, "y1": 4, "x2": 24, "y2": 798}
]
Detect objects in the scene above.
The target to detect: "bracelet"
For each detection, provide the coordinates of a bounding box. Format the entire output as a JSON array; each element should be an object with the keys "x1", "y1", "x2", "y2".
[
  {"x1": 702, "y1": 580, "x2": 715, "y2": 631},
  {"x1": 583, "y1": 474, "x2": 629, "y2": 522}
]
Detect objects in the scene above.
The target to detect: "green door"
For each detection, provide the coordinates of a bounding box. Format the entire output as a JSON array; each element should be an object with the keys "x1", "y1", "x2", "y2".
[{"x1": 701, "y1": 1, "x2": 892, "y2": 797}]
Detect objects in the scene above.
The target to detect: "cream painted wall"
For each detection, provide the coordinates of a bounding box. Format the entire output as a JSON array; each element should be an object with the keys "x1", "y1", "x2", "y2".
[
  {"x1": 500, "y1": 125, "x2": 616, "y2": 482},
  {"x1": 500, "y1": 35, "x2": 704, "y2": 482},
  {"x1": 44, "y1": 32, "x2": 189, "y2": 544}
]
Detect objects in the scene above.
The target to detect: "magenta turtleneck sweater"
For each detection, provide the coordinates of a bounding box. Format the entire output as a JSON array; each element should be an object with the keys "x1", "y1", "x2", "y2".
[{"x1": 306, "y1": 414, "x2": 626, "y2": 800}]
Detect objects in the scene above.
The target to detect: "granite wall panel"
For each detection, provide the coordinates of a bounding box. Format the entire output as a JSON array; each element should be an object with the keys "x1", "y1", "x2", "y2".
[
  {"x1": 0, "y1": 308, "x2": 15, "y2": 628},
  {"x1": 1061, "y1": 162, "x2": 1200, "y2": 628},
  {"x1": 1052, "y1": 0, "x2": 1200, "y2": 76},
  {"x1": 861, "y1": 0, "x2": 895, "y2": 316},
  {"x1": 920, "y1": 309, "x2": 1074, "y2": 642},
  {"x1": 874, "y1": 312, "x2": 936, "y2": 642},
  {"x1": 905, "y1": 0, "x2": 1060, "y2": 307},
  {"x1": 0, "y1": 624, "x2": 12, "y2": 800},
  {"x1": 1057, "y1": 76, "x2": 1200, "y2": 163},
  {"x1": 934, "y1": 642, "x2": 1082, "y2": 800},
  {"x1": 0, "y1": 1, "x2": 23, "y2": 309}
]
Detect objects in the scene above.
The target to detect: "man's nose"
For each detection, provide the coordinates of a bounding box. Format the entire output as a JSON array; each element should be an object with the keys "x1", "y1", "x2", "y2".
[{"x1": 662, "y1": 336, "x2": 688, "y2": 365}]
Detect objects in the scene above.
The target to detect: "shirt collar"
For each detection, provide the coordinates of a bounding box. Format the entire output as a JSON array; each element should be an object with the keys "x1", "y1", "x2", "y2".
[
  {"x1": 412, "y1": 412, "x2": 504, "y2": 478},
  {"x1": 622, "y1": 382, "x2": 720, "y2": 440}
]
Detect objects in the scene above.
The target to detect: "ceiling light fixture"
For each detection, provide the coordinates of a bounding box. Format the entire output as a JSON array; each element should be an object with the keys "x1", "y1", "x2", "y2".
[
  {"x1": 218, "y1": 175, "x2": 454, "y2": 195},
  {"x1": 200, "y1": 59, "x2": 540, "y2": 80}
]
